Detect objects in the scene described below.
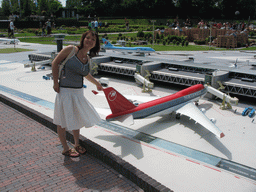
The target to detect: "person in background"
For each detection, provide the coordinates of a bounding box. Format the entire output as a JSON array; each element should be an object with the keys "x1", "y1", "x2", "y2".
[
  {"x1": 45, "y1": 19, "x2": 51, "y2": 36},
  {"x1": 42, "y1": 25, "x2": 46, "y2": 37},
  {"x1": 88, "y1": 20, "x2": 92, "y2": 30},
  {"x1": 91, "y1": 20, "x2": 95, "y2": 31},
  {"x1": 9, "y1": 20, "x2": 15, "y2": 38},
  {"x1": 94, "y1": 19, "x2": 98, "y2": 33}
]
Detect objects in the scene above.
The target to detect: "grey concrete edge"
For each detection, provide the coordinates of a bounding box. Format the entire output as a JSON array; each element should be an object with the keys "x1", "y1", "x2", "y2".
[{"x1": 0, "y1": 94, "x2": 173, "y2": 192}]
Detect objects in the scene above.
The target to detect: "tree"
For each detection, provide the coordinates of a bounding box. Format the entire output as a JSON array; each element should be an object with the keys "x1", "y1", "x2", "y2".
[
  {"x1": 193, "y1": 0, "x2": 219, "y2": 18},
  {"x1": 37, "y1": 0, "x2": 49, "y2": 16},
  {"x1": 218, "y1": 0, "x2": 240, "y2": 19},
  {"x1": 154, "y1": 0, "x2": 175, "y2": 17},
  {"x1": 1, "y1": 0, "x2": 12, "y2": 16},
  {"x1": 6, "y1": 0, "x2": 20, "y2": 15},
  {"x1": 48, "y1": 0, "x2": 62, "y2": 15},
  {"x1": 176, "y1": 0, "x2": 193, "y2": 18},
  {"x1": 238, "y1": 0, "x2": 256, "y2": 19},
  {"x1": 22, "y1": 0, "x2": 33, "y2": 17}
]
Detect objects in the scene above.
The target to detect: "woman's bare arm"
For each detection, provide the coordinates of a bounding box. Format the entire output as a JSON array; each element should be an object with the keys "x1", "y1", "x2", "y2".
[{"x1": 85, "y1": 73, "x2": 103, "y2": 91}]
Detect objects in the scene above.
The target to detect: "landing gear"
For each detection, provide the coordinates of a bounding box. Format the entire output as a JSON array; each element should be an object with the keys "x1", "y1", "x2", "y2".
[{"x1": 176, "y1": 113, "x2": 181, "y2": 119}]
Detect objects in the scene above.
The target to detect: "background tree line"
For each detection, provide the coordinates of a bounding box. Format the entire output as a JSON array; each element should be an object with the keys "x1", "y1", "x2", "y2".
[
  {"x1": 1, "y1": 0, "x2": 256, "y2": 20},
  {"x1": 1, "y1": 0, "x2": 62, "y2": 18},
  {"x1": 68, "y1": 0, "x2": 256, "y2": 20}
]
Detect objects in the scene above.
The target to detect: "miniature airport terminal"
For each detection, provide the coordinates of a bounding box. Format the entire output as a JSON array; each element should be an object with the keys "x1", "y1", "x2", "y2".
[{"x1": 1, "y1": 40, "x2": 256, "y2": 191}]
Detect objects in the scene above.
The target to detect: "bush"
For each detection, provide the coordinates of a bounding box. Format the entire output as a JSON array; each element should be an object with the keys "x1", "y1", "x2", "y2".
[
  {"x1": 194, "y1": 40, "x2": 206, "y2": 45},
  {"x1": 144, "y1": 32, "x2": 152, "y2": 39},
  {"x1": 137, "y1": 31, "x2": 145, "y2": 38},
  {"x1": 249, "y1": 31, "x2": 255, "y2": 37},
  {"x1": 167, "y1": 35, "x2": 179, "y2": 42},
  {"x1": 155, "y1": 33, "x2": 160, "y2": 39}
]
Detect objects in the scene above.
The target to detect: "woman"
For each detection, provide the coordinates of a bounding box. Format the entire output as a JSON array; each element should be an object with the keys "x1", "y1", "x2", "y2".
[{"x1": 52, "y1": 30, "x2": 103, "y2": 157}]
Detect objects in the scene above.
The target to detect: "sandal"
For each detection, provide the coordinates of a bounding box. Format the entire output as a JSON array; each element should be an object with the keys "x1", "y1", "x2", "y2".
[
  {"x1": 62, "y1": 148, "x2": 80, "y2": 157},
  {"x1": 75, "y1": 145, "x2": 87, "y2": 154}
]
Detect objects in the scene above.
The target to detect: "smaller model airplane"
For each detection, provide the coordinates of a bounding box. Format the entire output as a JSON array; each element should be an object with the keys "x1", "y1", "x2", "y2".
[
  {"x1": 0, "y1": 38, "x2": 20, "y2": 44},
  {"x1": 102, "y1": 38, "x2": 155, "y2": 55},
  {"x1": 94, "y1": 84, "x2": 225, "y2": 138},
  {"x1": 229, "y1": 58, "x2": 238, "y2": 68}
]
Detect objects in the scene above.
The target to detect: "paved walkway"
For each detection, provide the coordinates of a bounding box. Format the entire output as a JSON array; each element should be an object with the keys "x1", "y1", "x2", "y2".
[{"x1": 0, "y1": 102, "x2": 143, "y2": 192}]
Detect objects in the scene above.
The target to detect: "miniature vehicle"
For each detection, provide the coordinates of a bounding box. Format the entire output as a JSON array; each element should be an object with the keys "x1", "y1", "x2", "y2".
[
  {"x1": 114, "y1": 60, "x2": 123, "y2": 63},
  {"x1": 249, "y1": 108, "x2": 255, "y2": 118},
  {"x1": 168, "y1": 67, "x2": 179, "y2": 71},
  {"x1": 99, "y1": 77, "x2": 109, "y2": 87},
  {"x1": 242, "y1": 107, "x2": 254, "y2": 116},
  {"x1": 241, "y1": 78, "x2": 254, "y2": 82}
]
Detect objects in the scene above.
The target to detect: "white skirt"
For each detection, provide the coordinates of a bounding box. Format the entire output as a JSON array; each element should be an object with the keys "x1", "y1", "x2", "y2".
[{"x1": 53, "y1": 88, "x2": 101, "y2": 131}]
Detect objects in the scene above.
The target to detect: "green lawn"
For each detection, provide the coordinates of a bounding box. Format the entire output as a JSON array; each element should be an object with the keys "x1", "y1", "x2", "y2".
[
  {"x1": 0, "y1": 48, "x2": 34, "y2": 53},
  {"x1": 132, "y1": 44, "x2": 224, "y2": 51},
  {"x1": 18, "y1": 36, "x2": 224, "y2": 51},
  {"x1": 1, "y1": 32, "x2": 254, "y2": 53}
]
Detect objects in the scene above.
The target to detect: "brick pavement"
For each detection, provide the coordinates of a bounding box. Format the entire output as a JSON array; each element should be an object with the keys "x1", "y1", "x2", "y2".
[{"x1": 0, "y1": 102, "x2": 143, "y2": 192}]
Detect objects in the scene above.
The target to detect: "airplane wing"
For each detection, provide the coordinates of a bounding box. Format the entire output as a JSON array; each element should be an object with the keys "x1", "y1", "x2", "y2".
[{"x1": 176, "y1": 102, "x2": 225, "y2": 138}]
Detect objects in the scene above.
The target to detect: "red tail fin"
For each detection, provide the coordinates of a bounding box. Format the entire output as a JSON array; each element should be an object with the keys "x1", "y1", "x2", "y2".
[{"x1": 103, "y1": 87, "x2": 136, "y2": 114}]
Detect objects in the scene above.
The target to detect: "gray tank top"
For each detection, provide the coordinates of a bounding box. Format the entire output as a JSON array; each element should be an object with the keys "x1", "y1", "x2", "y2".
[{"x1": 59, "y1": 52, "x2": 90, "y2": 88}]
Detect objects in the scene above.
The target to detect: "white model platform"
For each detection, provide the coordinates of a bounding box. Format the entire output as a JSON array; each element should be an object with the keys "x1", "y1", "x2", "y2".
[{"x1": 1, "y1": 42, "x2": 256, "y2": 191}]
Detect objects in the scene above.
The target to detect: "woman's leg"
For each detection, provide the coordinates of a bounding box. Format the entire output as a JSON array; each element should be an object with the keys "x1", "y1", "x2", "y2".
[
  {"x1": 73, "y1": 129, "x2": 86, "y2": 154},
  {"x1": 57, "y1": 125, "x2": 69, "y2": 153},
  {"x1": 72, "y1": 129, "x2": 80, "y2": 147}
]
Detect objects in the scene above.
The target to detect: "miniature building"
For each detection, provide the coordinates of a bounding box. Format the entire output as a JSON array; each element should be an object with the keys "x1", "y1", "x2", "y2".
[
  {"x1": 216, "y1": 35, "x2": 237, "y2": 48},
  {"x1": 162, "y1": 28, "x2": 248, "y2": 48}
]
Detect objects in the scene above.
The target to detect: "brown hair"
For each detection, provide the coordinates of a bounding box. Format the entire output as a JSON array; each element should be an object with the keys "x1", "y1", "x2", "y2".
[{"x1": 77, "y1": 30, "x2": 100, "y2": 57}]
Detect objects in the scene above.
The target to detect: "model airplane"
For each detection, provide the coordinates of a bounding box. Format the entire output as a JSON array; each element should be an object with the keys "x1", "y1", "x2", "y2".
[
  {"x1": 0, "y1": 38, "x2": 20, "y2": 44},
  {"x1": 229, "y1": 58, "x2": 238, "y2": 68},
  {"x1": 94, "y1": 84, "x2": 225, "y2": 138},
  {"x1": 102, "y1": 38, "x2": 155, "y2": 55}
]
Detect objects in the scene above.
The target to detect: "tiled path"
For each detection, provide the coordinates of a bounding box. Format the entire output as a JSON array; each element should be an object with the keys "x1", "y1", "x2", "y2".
[{"x1": 0, "y1": 102, "x2": 143, "y2": 191}]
